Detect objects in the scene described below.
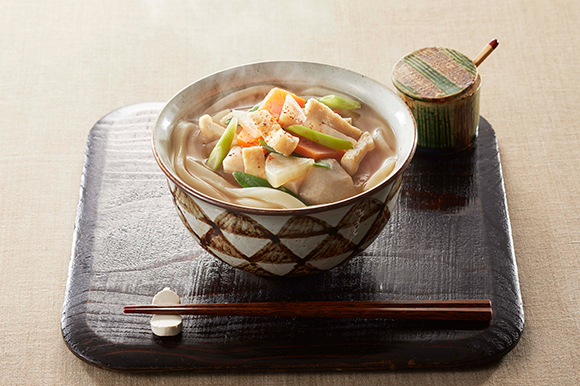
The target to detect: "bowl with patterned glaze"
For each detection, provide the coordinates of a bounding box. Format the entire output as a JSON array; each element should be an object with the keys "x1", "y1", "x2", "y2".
[{"x1": 152, "y1": 61, "x2": 417, "y2": 276}]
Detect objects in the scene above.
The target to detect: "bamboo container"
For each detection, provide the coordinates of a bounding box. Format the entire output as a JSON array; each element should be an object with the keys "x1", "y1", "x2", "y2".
[{"x1": 393, "y1": 47, "x2": 481, "y2": 154}]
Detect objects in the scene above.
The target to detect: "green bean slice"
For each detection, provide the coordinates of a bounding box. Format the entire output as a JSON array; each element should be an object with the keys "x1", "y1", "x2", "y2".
[
  {"x1": 316, "y1": 95, "x2": 361, "y2": 110},
  {"x1": 286, "y1": 125, "x2": 354, "y2": 150}
]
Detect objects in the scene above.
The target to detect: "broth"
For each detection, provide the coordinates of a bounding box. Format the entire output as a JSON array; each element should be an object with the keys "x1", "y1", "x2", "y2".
[{"x1": 169, "y1": 85, "x2": 398, "y2": 209}]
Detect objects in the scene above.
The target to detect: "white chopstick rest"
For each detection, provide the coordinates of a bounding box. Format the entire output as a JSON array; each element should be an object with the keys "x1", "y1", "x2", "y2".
[{"x1": 150, "y1": 287, "x2": 182, "y2": 336}]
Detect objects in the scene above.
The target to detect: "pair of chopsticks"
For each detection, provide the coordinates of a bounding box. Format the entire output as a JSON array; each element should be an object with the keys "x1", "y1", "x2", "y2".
[{"x1": 124, "y1": 299, "x2": 492, "y2": 321}]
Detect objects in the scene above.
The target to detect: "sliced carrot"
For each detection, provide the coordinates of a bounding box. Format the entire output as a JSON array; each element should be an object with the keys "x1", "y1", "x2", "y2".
[
  {"x1": 236, "y1": 127, "x2": 262, "y2": 147},
  {"x1": 293, "y1": 135, "x2": 345, "y2": 160},
  {"x1": 259, "y1": 88, "x2": 305, "y2": 119}
]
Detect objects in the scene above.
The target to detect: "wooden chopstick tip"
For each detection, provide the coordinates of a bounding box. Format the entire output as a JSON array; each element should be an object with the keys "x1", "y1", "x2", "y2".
[{"x1": 473, "y1": 38, "x2": 499, "y2": 67}]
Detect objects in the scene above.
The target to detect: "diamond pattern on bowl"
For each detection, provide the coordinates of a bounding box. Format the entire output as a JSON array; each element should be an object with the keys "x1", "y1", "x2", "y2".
[
  {"x1": 215, "y1": 211, "x2": 275, "y2": 238},
  {"x1": 338, "y1": 214, "x2": 380, "y2": 246},
  {"x1": 357, "y1": 201, "x2": 392, "y2": 250},
  {"x1": 255, "y1": 262, "x2": 297, "y2": 276},
  {"x1": 169, "y1": 179, "x2": 400, "y2": 276},
  {"x1": 277, "y1": 216, "x2": 331, "y2": 237},
  {"x1": 387, "y1": 174, "x2": 403, "y2": 202},
  {"x1": 220, "y1": 231, "x2": 271, "y2": 258},
  {"x1": 279, "y1": 235, "x2": 328, "y2": 259},
  {"x1": 337, "y1": 197, "x2": 384, "y2": 229},
  {"x1": 304, "y1": 233, "x2": 356, "y2": 261}
]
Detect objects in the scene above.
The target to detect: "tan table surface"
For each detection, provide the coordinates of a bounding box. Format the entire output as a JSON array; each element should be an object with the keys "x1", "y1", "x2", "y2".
[{"x1": 1, "y1": 0, "x2": 579, "y2": 384}]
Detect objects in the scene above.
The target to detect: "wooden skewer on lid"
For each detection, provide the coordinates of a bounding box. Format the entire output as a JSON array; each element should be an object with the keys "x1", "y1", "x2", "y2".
[
  {"x1": 473, "y1": 39, "x2": 499, "y2": 67},
  {"x1": 124, "y1": 299, "x2": 492, "y2": 322}
]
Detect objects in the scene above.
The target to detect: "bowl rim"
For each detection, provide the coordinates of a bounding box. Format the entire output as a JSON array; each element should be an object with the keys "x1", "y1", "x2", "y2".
[{"x1": 152, "y1": 60, "x2": 417, "y2": 216}]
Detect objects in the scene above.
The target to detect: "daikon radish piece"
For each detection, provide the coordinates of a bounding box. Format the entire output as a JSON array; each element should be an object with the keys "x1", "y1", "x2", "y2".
[
  {"x1": 265, "y1": 153, "x2": 314, "y2": 188},
  {"x1": 279, "y1": 94, "x2": 307, "y2": 128},
  {"x1": 259, "y1": 88, "x2": 305, "y2": 119}
]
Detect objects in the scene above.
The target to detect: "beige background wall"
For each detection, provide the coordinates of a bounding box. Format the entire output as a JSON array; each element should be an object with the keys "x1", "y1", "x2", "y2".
[{"x1": 1, "y1": 1, "x2": 579, "y2": 384}]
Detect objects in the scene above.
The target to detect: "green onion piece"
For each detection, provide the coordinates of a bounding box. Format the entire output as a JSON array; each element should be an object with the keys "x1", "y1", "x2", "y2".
[
  {"x1": 259, "y1": 139, "x2": 305, "y2": 158},
  {"x1": 224, "y1": 117, "x2": 232, "y2": 125},
  {"x1": 316, "y1": 95, "x2": 361, "y2": 110},
  {"x1": 233, "y1": 171, "x2": 272, "y2": 188},
  {"x1": 313, "y1": 160, "x2": 331, "y2": 169},
  {"x1": 258, "y1": 139, "x2": 279, "y2": 155},
  {"x1": 286, "y1": 125, "x2": 354, "y2": 150},
  {"x1": 232, "y1": 171, "x2": 309, "y2": 205},
  {"x1": 206, "y1": 117, "x2": 238, "y2": 171},
  {"x1": 248, "y1": 102, "x2": 261, "y2": 112}
]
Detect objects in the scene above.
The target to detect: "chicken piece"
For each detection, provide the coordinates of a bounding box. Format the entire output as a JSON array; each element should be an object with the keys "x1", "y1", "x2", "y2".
[
  {"x1": 304, "y1": 98, "x2": 362, "y2": 140},
  {"x1": 222, "y1": 146, "x2": 245, "y2": 174},
  {"x1": 248, "y1": 110, "x2": 280, "y2": 138},
  {"x1": 279, "y1": 94, "x2": 307, "y2": 128},
  {"x1": 198, "y1": 114, "x2": 225, "y2": 140},
  {"x1": 299, "y1": 159, "x2": 357, "y2": 205},
  {"x1": 248, "y1": 109, "x2": 299, "y2": 156},
  {"x1": 267, "y1": 129, "x2": 299, "y2": 156},
  {"x1": 279, "y1": 96, "x2": 353, "y2": 145},
  {"x1": 341, "y1": 132, "x2": 375, "y2": 175},
  {"x1": 242, "y1": 146, "x2": 266, "y2": 179}
]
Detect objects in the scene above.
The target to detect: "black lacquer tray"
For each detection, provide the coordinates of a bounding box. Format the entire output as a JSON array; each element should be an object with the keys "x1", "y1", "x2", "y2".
[{"x1": 61, "y1": 103, "x2": 523, "y2": 372}]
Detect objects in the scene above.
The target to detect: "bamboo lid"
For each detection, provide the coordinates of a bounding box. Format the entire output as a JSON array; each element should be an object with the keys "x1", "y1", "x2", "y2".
[{"x1": 392, "y1": 47, "x2": 477, "y2": 101}]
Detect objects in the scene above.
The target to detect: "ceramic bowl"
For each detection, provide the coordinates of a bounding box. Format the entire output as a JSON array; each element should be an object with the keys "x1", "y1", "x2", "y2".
[{"x1": 152, "y1": 61, "x2": 417, "y2": 277}]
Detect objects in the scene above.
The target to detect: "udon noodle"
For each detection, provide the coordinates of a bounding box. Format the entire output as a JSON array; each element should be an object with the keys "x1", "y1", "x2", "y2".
[{"x1": 169, "y1": 86, "x2": 398, "y2": 209}]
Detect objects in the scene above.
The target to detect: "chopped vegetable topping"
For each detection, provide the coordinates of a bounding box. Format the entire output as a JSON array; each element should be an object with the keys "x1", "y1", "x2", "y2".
[
  {"x1": 279, "y1": 94, "x2": 307, "y2": 128},
  {"x1": 313, "y1": 160, "x2": 331, "y2": 169},
  {"x1": 206, "y1": 117, "x2": 238, "y2": 171},
  {"x1": 265, "y1": 152, "x2": 314, "y2": 188},
  {"x1": 248, "y1": 102, "x2": 261, "y2": 112},
  {"x1": 232, "y1": 171, "x2": 309, "y2": 205},
  {"x1": 236, "y1": 126, "x2": 262, "y2": 147},
  {"x1": 316, "y1": 95, "x2": 361, "y2": 110},
  {"x1": 259, "y1": 139, "x2": 279, "y2": 155},
  {"x1": 174, "y1": 86, "x2": 398, "y2": 209},
  {"x1": 259, "y1": 88, "x2": 306, "y2": 119},
  {"x1": 286, "y1": 125, "x2": 354, "y2": 150},
  {"x1": 293, "y1": 136, "x2": 345, "y2": 160}
]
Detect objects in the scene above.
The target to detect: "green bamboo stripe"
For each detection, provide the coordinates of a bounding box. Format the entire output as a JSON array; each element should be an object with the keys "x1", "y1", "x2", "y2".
[
  {"x1": 411, "y1": 90, "x2": 480, "y2": 152},
  {"x1": 416, "y1": 103, "x2": 454, "y2": 148},
  {"x1": 403, "y1": 55, "x2": 463, "y2": 96},
  {"x1": 438, "y1": 48, "x2": 477, "y2": 75},
  {"x1": 392, "y1": 78, "x2": 419, "y2": 97}
]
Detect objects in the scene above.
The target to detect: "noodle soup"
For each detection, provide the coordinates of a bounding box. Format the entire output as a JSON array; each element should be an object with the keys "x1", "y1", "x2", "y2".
[
  {"x1": 151, "y1": 61, "x2": 417, "y2": 276},
  {"x1": 168, "y1": 85, "x2": 398, "y2": 210}
]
